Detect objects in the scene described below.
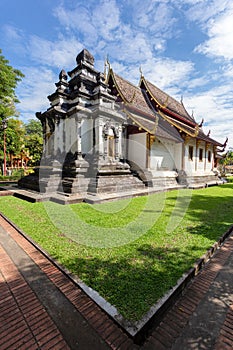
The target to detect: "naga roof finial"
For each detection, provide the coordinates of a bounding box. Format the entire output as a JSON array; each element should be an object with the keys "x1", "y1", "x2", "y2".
[
  {"x1": 139, "y1": 65, "x2": 144, "y2": 78},
  {"x1": 104, "y1": 54, "x2": 111, "y2": 82},
  {"x1": 199, "y1": 118, "x2": 204, "y2": 127}
]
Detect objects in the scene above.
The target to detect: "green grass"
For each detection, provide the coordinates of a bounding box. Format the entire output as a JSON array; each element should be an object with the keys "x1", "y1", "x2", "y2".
[{"x1": 0, "y1": 184, "x2": 233, "y2": 321}]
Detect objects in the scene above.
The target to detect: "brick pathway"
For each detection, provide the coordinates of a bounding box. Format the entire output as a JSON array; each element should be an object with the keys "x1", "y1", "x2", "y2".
[
  {"x1": 0, "y1": 215, "x2": 136, "y2": 350},
  {"x1": 0, "y1": 213, "x2": 233, "y2": 350},
  {"x1": 143, "y1": 234, "x2": 233, "y2": 350},
  {"x1": 0, "y1": 243, "x2": 70, "y2": 350}
]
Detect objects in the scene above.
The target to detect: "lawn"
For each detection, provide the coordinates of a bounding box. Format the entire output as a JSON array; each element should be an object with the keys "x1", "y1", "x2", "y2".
[{"x1": 0, "y1": 184, "x2": 233, "y2": 321}]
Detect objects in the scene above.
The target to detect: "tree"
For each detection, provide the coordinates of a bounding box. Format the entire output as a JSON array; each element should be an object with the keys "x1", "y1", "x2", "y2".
[
  {"x1": 5, "y1": 119, "x2": 25, "y2": 156},
  {"x1": 0, "y1": 118, "x2": 26, "y2": 173},
  {"x1": 220, "y1": 151, "x2": 233, "y2": 166},
  {"x1": 0, "y1": 49, "x2": 24, "y2": 121},
  {"x1": 24, "y1": 119, "x2": 43, "y2": 165}
]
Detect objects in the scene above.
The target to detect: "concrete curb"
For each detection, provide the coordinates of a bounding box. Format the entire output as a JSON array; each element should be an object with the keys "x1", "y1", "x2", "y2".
[{"x1": 1, "y1": 211, "x2": 233, "y2": 344}]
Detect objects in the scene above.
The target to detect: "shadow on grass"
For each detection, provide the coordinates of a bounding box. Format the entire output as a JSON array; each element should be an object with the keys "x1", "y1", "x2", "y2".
[
  {"x1": 57, "y1": 186, "x2": 233, "y2": 321},
  {"x1": 59, "y1": 243, "x2": 211, "y2": 321}
]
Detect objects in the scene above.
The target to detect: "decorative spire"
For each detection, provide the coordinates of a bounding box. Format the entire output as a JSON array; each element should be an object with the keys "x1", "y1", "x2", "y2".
[
  {"x1": 180, "y1": 95, "x2": 183, "y2": 104},
  {"x1": 104, "y1": 55, "x2": 111, "y2": 82},
  {"x1": 139, "y1": 65, "x2": 144, "y2": 78},
  {"x1": 207, "y1": 130, "x2": 211, "y2": 137},
  {"x1": 76, "y1": 49, "x2": 94, "y2": 67}
]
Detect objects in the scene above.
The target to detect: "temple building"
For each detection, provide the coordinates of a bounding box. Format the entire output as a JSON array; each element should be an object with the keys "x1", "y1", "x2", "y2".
[{"x1": 19, "y1": 49, "x2": 226, "y2": 203}]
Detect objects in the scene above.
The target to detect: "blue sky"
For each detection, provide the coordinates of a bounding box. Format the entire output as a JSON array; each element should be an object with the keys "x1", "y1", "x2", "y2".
[{"x1": 1, "y1": 0, "x2": 233, "y2": 147}]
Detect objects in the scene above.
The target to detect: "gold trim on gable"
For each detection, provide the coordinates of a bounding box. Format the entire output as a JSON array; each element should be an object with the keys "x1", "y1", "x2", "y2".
[
  {"x1": 107, "y1": 69, "x2": 134, "y2": 104},
  {"x1": 158, "y1": 110, "x2": 199, "y2": 138},
  {"x1": 140, "y1": 77, "x2": 167, "y2": 109},
  {"x1": 123, "y1": 109, "x2": 158, "y2": 134}
]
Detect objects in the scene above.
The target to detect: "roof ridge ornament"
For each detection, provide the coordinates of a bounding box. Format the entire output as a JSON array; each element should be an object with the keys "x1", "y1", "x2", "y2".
[
  {"x1": 104, "y1": 54, "x2": 111, "y2": 83},
  {"x1": 139, "y1": 65, "x2": 144, "y2": 78},
  {"x1": 161, "y1": 95, "x2": 169, "y2": 109},
  {"x1": 199, "y1": 118, "x2": 204, "y2": 127},
  {"x1": 217, "y1": 137, "x2": 228, "y2": 153}
]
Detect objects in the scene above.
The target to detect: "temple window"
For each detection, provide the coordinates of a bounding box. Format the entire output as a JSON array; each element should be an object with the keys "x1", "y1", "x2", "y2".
[
  {"x1": 188, "y1": 146, "x2": 193, "y2": 161},
  {"x1": 208, "y1": 150, "x2": 211, "y2": 162},
  {"x1": 199, "y1": 148, "x2": 203, "y2": 162}
]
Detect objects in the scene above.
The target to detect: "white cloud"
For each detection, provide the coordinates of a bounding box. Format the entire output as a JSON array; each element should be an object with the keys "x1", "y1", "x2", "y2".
[
  {"x1": 141, "y1": 57, "x2": 194, "y2": 91},
  {"x1": 16, "y1": 67, "x2": 57, "y2": 119},
  {"x1": 53, "y1": 0, "x2": 120, "y2": 45},
  {"x1": 3, "y1": 24, "x2": 22, "y2": 40},
  {"x1": 195, "y1": 8, "x2": 233, "y2": 60},
  {"x1": 184, "y1": 0, "x2": 232, "y2": 26},
  {"x1": 184, "y1": 85, "x2": 233, "y2": 146},
  {"x1": 130, "y1": 0, "x2": 176, "y2": 37},
  {"x1": 28, "y1": 35, "x2": 83, "y2": 68}
]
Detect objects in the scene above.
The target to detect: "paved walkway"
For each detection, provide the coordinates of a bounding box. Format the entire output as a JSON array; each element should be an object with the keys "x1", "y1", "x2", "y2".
[{"x1": 0, "y1": 213, "x2": 233, "y2": 349}]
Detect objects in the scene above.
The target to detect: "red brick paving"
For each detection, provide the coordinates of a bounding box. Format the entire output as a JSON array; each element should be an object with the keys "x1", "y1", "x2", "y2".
[
  {"x1": 143, "y1": 235, "x2": 233, "y2": 349},
  {"x1": 0, "y1": 243, "x2": 70, "y2": 350},
  {"x1": 0, "y1": 215, "x2": 136, "y2": 350}
]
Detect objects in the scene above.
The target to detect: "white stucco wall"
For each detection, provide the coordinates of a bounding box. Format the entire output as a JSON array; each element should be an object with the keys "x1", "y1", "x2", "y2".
[
  {"x1": 128, "y1": 133, "x2": 147, "y2": 169},
  {"x1": 184, "y1": 139, "x2": 196, "y2": 175},
  {"x1": 174, "y1": 143, "x2": 182, "y2": 170},
  {"x1": 150, "y1": 139, "x2": 178, "y2": 171},
  {"x1": 206, "y1": 146, "x2": 214, "y2": 172},
  {"x1": 197, "y1": 142, "x2": 205, "y2": 172},
  {"x1": 184, "y1": 140, "x2": 214, "y2": 175}
]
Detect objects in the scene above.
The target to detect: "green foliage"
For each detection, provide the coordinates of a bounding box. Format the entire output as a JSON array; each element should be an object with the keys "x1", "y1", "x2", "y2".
[
  {"x1": 25, "y1": 119, "x2": 43, "y2": 135},
  {"x1": 0, "y1": 185, "x2": 233, "y2": 321},
  {"x1": 0, "y1": 49, "x2": 24, "y2": 120},
  {"x1": 0, "y1": 118, "x2": 43, "y2": 168},
  {"x1": 0, "y1": 169, "x2": 24, "y2": 181},
  {"x1": 24, "y1": 119, "x2": 43, "y2": 165},
  {"x1": 0, "y1": 118, "x2": 25, "y2": 160},
  {"x1": 226, "y1": 176, "x2": 233, "y2": 182},
  {"x1": 220, "y1": 150, "x2": 233, "y2": 165}
]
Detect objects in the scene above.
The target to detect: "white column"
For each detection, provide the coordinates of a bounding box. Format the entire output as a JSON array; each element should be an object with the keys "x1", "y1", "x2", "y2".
[
  {"x1": 77, "y1": 117, "x2": 82, "y2": 158},
  {"x1": 118, "y1": 126, "x2": 122, "y2": 159},
  {"x1": 95, "y1": 118, "x2": 104, "y2": 157}
]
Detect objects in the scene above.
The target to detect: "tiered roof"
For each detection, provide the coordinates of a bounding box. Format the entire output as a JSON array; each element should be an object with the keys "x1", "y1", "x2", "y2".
[
  {"x1": 108, "y1": 70, "x2": 158, "y2": 134},
  {"x1": 140, "y1": 77, "x2": 223, "y2": 146},
  {"x1": 107, "y1": 70, "x2": 184, "y2": 142}
]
